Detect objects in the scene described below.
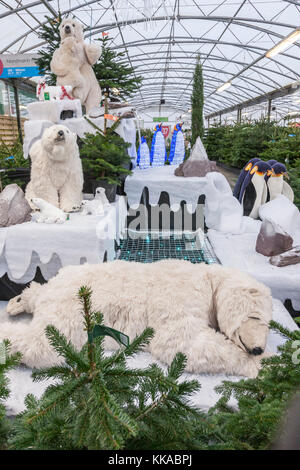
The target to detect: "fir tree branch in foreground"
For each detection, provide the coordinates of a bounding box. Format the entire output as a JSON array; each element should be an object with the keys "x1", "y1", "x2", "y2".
[
  {"x1": 0, "y1": 340, "x2": 22, "y2": 449},
  {"x1": 9, "y1": 287, "x2": 213, "y2": 450}
]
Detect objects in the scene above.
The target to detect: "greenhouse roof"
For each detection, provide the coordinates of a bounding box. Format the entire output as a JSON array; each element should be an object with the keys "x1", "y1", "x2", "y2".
[{"x1": 1, "y1": 0, "x2": 300, "y2": 118}]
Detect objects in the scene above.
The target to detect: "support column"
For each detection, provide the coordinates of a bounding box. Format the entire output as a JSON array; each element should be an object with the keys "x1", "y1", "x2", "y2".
[{"x1": 12, "y1": 79, "x2": 23, "y2": 144}]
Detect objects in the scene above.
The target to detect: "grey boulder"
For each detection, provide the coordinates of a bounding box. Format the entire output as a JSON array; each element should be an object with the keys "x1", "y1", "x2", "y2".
[
  {"x1": 255, "y1": 219, "x2": 293, "y2": 257},
  {"x1": 0, "y1": 184, "x2": 31, "y2": 227}
]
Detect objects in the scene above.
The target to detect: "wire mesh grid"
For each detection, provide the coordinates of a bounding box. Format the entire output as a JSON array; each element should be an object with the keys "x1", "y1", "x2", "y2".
[{"x1": 116, "y1": 230, "x2": 220, "y2": 265}]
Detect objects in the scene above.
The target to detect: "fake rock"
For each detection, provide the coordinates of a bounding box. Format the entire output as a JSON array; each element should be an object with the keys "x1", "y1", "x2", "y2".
[
  {"x1": 256, "y1": 219, "x2": 293, "y2": 257},
  {"x1": 0, "y1": 184, "x2": 31, "y2": 227},
  {"x1": 270, "y1": 246, "x2": 300, "y2": 267},
  {"x1": 174, "y1": 136, "x2": 217, "y2": 177}
]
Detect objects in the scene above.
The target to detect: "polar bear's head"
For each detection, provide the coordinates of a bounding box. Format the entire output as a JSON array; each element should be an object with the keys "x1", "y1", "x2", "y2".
[
  {"x1": 216, "y1": 272, "x2": 272, "y2": 357},
  {"x1": 42, "y1": 125, "x2": 77, "y2": 162},
  {"x1": 60, "y1": 18, "x2": 84, "y2": 41}
]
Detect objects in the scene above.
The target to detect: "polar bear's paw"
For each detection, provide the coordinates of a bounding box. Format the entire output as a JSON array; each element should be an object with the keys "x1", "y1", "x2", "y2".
[
  {"x1": 61, "y1": 203, "x2": 82, "y2": 213},
  {"x1": 7, "y1": 295, "x2": 25, "y2": 316}
]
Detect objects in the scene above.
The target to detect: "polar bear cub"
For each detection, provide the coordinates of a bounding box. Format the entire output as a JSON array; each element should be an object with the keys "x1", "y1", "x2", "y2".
[{"x1": 25, "y1": 125, "x2": 83, "y2": 212}]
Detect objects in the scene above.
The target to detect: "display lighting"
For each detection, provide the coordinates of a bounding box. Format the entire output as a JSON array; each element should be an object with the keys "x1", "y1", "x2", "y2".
[
  {"x1": 216, "y1": 81, "x2": 231, "y2": 93},
  {"x1": 266, "y1": 28, "x2": 300, "y2": 58}
]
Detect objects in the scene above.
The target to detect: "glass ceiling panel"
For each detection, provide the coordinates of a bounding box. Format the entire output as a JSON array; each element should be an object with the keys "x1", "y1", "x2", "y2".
[{"x1": 0, "y1": 0, "x2": 299, "y2": 117}]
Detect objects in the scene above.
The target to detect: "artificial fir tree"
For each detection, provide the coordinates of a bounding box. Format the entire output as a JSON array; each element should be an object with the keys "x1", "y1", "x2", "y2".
[
  {"x1": 0, "y1": 341, "x2": 21, "y2": 449},
  {"x1": 9, "y1": 287, "x2": 213, "y2": 450},
  {"x1": 93, "y1": 35, "x2": 142, "y2": 101},
  {"x1": 207, "y1": 320, "x2": 300, "y2": 449},
  {"x1": 35, "y1": 14, "x2": 62, "y2": 85},
  {"x1": 191, "y1": 55, "x2": 204, "y2": 146},
  {"x1": 80, "y1": 118, "x2": 132, "y2": 185}
]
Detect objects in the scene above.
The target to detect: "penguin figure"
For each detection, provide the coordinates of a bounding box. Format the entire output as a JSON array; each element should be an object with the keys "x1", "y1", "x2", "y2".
[
  {"x1": 137, "y1": 136, "x2": 150, "y2": 169},
  {"x1": 239, "y1": 160, "x2": 271, "y2": 219},
  {"x1": 168, "y1": 123, "x2": 185, "y2": 165},
  {"x1": 267, "y1": 162, "x2": 294, "y2": 202},
  {"x1": 264, "y1": 159, "x2": 278, "y2": 184},
  {"x1": 150, "y1": 123, "x2": 167, "y2": 166},
  {"x1": 233, "y1": 157, "x2": 261, "y2": 200}
]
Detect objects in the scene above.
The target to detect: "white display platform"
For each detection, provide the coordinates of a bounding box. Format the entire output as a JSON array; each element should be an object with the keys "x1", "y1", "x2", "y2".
[
  {"x1": 124, "y1": 166, "x2": 208, "y2": 211},
  {"x1": 1, "y1": 298, "x2": 297, "y2": 415},
  {"x1": 208, "y1": 228, "x2": 300, "y2": 309},
  {"x1": 23, "y1": 115, "x2": 137, "y2": 161},
  {"x1": 0, "y1": 196, "x2": 127, "y2": 284}
]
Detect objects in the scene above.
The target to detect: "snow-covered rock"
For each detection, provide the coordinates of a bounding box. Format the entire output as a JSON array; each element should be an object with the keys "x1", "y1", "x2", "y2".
[
  {"x1": 259, "y1": 195, "x2": 300, "y2": 237},
  {"x1": 0, "y1": 184, "x2": 31, "y2": 227},
  {"x1": 174, "y1": 137, "x2": 217, "y2": 177},
  {"x1": 256, "y1": 219, "x2": 293, "y2": 257},
  {"x1": 204, "y1": 172, "x2": 244, "y2": 234}
]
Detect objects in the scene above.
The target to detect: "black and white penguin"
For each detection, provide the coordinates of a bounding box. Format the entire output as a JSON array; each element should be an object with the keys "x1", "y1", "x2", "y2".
[
  {"x1": 233, "y1": 157, "x2": 261, "y2": 201},
  {"x1": 239, "y1": 160, "x2": 271, "y2": 218},
  {"x1": 267, "y1": 162, "x2": 294, "y2": 202}
]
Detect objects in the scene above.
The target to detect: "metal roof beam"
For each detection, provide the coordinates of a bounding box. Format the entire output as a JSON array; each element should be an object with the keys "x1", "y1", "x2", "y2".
[{"x1": 205, "y1": 81, "x2": 300, "y2": 118}]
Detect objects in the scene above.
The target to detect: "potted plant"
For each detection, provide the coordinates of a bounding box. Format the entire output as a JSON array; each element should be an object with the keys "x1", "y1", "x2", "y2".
[
  {"x1": 80, "y1": 118, "x2": 132, "y2": 202},
  {"x1": 0, "y1": 138, "x2": 30, "y2": 191}
]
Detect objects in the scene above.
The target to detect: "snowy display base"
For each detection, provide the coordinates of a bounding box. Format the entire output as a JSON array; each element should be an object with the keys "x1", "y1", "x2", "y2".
[
  {"x1": 0, "y1": 196, "x2": 127, "y2": 283},
  {"x1": 23, "y1": 115, "x2": 137, "y2": 162},
  {"x1": 208, "y1": 227, "x2": 300, "y2": 309},
  {"x1": 27, "y1": 100, "x2": 82, "y2": 123},
  {"x1": 2, "y1": 298, "x2": 297, "y2": 416},
  {"x1": 125, "y1": 167, "x2": 246, "y2": 235}
]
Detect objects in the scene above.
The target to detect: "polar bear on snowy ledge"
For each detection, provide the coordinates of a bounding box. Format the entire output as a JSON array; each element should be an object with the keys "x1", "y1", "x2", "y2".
[
  {"x1": 1, "y1": 260, "x2": 273, "y2": 377},
  {"x1": 50, "y1": 18, "x2": 102, "y2": 114},
  {"x1": 25, "y1": 124, "x2": 83, "y2": 212}
]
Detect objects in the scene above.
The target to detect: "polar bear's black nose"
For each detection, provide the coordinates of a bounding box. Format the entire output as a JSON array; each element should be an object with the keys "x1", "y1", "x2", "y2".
[
  {"x1": 58, "y1": 130, "x2": 64, "y2": 137},
  {"x1": 252, "y1": 347, "x2": 263, "y2": 356},
  {"x1": 65, "y1": 25, "x2": 71, "y2": 33}
]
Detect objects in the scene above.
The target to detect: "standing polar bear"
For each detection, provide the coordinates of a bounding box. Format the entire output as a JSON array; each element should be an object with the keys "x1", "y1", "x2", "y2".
[
  {"x1": 50, "y1": 17, "x2": 102, "y2": 113},
  {"x1": 1, "y1": 260, "x2": 273, "y2": 378},
  {"x1": 25, "y1": 125, "x2": 83, "y2": 212}
]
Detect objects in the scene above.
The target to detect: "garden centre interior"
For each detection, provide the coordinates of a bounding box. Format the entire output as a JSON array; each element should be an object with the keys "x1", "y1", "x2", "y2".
[{"x1": 0, "y1": 0, "x2": 300, "y2": 451}]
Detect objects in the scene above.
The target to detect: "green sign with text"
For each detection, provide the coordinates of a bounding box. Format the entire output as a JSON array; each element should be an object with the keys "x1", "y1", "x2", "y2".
[{"x1": 153, "y1": 117, "x2": 168, "y2": 122}]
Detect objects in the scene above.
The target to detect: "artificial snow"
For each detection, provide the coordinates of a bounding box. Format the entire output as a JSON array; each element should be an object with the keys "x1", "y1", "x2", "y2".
[
  {"x1": 208, "y1": 227, "x2": 300, "y2": 309},
  {"x1": 23, "y1": 115, "x2": 137, "y2": 163},
  {"x1": 0, "y1": 197, "x2": 127, "y2": 283},
  {"x1": 125, "y1": 167, "x2": 246, "y2": 234},
  {"x1": 1, "y1": 298, "x2": 297, "y2": 416},
  {"x1": 259, "y1": 195, "x2": 300, "y2": 237}
]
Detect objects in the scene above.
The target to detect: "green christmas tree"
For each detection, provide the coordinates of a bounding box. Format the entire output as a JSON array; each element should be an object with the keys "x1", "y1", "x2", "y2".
[
  {"x1": 9, "y1": 287, "x2": 213, "y2": 450},
  {"x1": 206, "y1": 320, "x2": 300, "y2": 449},
  {"x1": 93, "y1": 35, "x2": 142, "y2": 100},
  {"x1": 0, "y1": 341, "x2": 21, "y2": 449},
  {"x1": 80, "y1": 118, "x2": 132, "y2": 185},
  {"x1": 191, "y1": 55, "x2": 204, "y2": 146},
  {"x1": 35, "y1": 14, "x2": 62, "y2": 85}
]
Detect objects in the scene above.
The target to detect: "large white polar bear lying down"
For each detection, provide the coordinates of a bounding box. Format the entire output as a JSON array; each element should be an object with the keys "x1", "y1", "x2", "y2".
[
  {"x1": 25, "y1": 125, "x2": 83, "y2": 212},
  {"x1": 0, "y1": 260, "x2": 273, "y2": 377}
]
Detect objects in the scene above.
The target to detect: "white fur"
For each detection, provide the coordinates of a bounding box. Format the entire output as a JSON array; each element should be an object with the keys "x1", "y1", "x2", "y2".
[
  {"x1": 31, "y1": 197, "x2": 67, "y2": 224},
  {"x1": 25, "y1": 125, "x2": 83, "y2": 212},
  {"x1": 1, "y1": 260, "x2": 272, "y2": 378},
  {"x1": 50, "y1": 18, "x2": 102, "y2": 113}
]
